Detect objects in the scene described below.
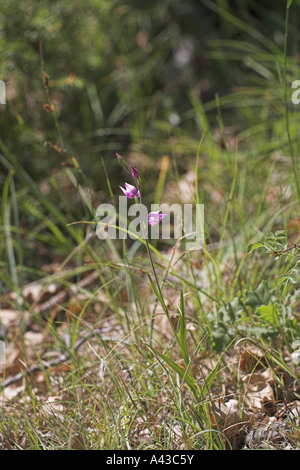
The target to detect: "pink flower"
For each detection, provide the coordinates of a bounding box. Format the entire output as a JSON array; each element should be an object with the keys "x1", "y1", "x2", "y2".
[
  {"x1": 148, "y1": 211, "x2": 167, "y2": 226},
  {"x1": 130, "y1": 165, "x2": 139, "y2": 179},
  {"x1": 116, "y1": 153, "x2": 125, "y2": 163},
  {"x1": 120, "y1": 182, "x2": 140, "y2": 199}
]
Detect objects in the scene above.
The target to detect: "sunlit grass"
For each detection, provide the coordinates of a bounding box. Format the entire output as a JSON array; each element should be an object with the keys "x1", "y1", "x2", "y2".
[{"x1": 1, "y1": 0, "x2": 300, "y2": 450}]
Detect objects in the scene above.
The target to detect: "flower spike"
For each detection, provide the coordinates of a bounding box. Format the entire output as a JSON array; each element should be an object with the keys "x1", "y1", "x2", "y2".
[
  {"x1": 130, "y1": 165, "x2": 139, "y2": 179},
  {"x1": 148, "y1": 211, "x2": 167, "y2": 226},
  {"x1": 120, "y1": 182, "x2": 140, "y2": 199}
]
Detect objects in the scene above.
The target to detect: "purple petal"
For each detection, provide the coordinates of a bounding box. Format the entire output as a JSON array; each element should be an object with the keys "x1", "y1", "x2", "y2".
[
  {"x1": 124, "y1": 182, "x2": 135, "y2": 191},
  {"x1": 116, "y1": 153, "x2": 126, "y2": 166},
  {"x1": 119, "y1": 185, "x2": 128, "y2": 196},
  {"x1": 130, "y1": 165, "x2": 139, "y2": 179},
  {"x1": 120, "y1": 183, "x2": 139, "y2": 199},
  {"x1": 148, "y1": 211, "x2": 167, "y2": 226}
]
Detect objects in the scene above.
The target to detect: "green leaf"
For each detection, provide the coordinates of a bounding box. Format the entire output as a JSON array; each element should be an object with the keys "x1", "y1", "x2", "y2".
[
  {"x1": 147, "y1": 345, "x2": 199, "y2": 398},
  {"x1": 278, "y1": 275, "x2": 288, "y2": 284},
  {"x1": 287, "y1": 273, "x2": 298, "y2": 284},
  {"x1": 212, "y1": 323, "x2": 235, "y2": 353},
  {"x1": 178, "y1": 291, "x2": 189, "y2": 366},
  {"x1": 148, "y1": 274, "x2": 168, "y2": 315},
  {"x1": 247, "y1": 242, "x2": 264, "y2": 254},
  {"x1": 274, "y1": 230, "x2": 287, "y2": 239},
  {"x1": 257, "y1": 303, "x2": 279, "y2": 325},
  {"x1": 244, "y1": 283, "x2": 271, "y2": 309},
  {"x1": 279, "y1": 278, "x2": 289, "y2": 299},
  {"x1": 201, "y1": 361, "x2": 220, "y2": 400}
]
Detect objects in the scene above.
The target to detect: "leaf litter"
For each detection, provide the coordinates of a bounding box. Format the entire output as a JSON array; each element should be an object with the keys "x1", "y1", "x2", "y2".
[{"x1": 1, "y1": 260, "x2": 300, "y2": 449}]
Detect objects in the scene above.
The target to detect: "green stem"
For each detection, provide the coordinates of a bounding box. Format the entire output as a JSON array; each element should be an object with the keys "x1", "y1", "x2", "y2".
[
  {"x1": 136, "y1": 183, "x2": 180, "y2": 346},
  {"x1": 283, "y1": 0, "x2": 300, "y2": 208}
]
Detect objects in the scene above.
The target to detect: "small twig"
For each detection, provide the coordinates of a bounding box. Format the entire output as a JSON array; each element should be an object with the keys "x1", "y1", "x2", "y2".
[
  {"x1": 271, "y1": 243, "x2": 299, "y2": 258},
  {"x1": 0, "y1": 328, "x2": 125, "y2": 389},
  {"x1": 33, "y1": 269, "x2": 100, "y2": 314}
]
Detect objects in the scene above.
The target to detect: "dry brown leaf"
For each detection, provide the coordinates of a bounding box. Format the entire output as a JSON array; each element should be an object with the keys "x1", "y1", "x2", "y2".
[
  {"x1": 244, "y1": 420, "x2": 292, "y2": 449},
  {"x1": 208, "y1": 398, "x2": 253, "y2": 445},
  {"x1": 18, "y1": 281, "x2": 57, "y2": 304},
  {"x1": 239, "y1": 344, "x2": 267, "y2": 373},
  {"x1": 24, "y1": 331, "x2": 44, "y2": 348},
  {"x1": 31, "y1": 370, "x2": 50, "y2": 394},
  {"x1": 286, "y1": 401, "x2": 300, "y2": 424},
  {"x1": 0, "y1": 341, "x2": 22, "y2": 374},
  {"x1": 42, "y1": 396, "x2": 64, "y2": 416},
  {"x1": 71, "y1": 434, "x2": 86, "y2": 450},
  {"x1": 1, "y1": 384, "x2": 25, "y2": 402},
  {"x1": 242, "y1": 370, "x2": 275, "y2": 410},
  {"x1": 0, "y1": 309, "x2": 20, "y2": 326},
  {"x1": 210, "y1": 399, "x2": 249, "y2": 427}
]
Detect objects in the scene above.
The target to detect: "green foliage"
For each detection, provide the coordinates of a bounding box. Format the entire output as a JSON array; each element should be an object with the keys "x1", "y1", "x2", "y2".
[
  {"x1": 208, "y1": 282, "x2": 300, "y2": 352},
  {"x1": 2, "y1": 0, "x2": 300, "y2": 450},
  {"x1": 0, "y1": 0, "x2": 295, "y2": 184},
  {"x1": 249, "y1": 230, "x2": 300, "y2": 299}
]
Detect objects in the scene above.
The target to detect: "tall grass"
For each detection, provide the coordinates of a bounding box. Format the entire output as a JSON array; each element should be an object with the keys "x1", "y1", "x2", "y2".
[{"x1": 1, "y1": 0, "x2": 300, "y2": 450}]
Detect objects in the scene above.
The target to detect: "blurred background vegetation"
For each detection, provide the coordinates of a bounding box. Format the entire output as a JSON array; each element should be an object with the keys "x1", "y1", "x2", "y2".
[
  {"x1": 3, "y1": 2, "x2": 300, "y2": 449},
  {"x1": 0, "y1": 0, "x2": 299, "y2": 279}
]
